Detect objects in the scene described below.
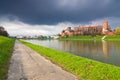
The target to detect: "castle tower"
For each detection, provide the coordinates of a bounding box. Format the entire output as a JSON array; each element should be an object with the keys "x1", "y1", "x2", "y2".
[
  {"x1": 102, "y1": 20, "x2": 109, "y2": 34},
  {"x1": 103, "y1": 20, "x2": 109, "y2": 30},
  {"x1": 66, "y1": 27, "x2": 71, "y2": 31}
]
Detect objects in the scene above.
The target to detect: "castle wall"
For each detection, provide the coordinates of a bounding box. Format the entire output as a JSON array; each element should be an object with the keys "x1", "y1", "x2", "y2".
[{"x1": 60, "y1": 20, "x2": 114, "y2": 37}]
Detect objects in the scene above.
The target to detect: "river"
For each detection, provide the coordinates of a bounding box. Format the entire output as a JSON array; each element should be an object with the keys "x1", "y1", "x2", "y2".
[{"x1": 24, "y1": 39, "x2": 120, "y2": 66}]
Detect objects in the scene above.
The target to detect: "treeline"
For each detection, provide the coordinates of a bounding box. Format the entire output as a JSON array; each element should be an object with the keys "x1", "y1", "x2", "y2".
[
  {"x1": 0, "y1": 26, "x2": 9, "y2": 37},
  {"x1": 115, "y1": 27, "x2": 120, "y2": 35}
]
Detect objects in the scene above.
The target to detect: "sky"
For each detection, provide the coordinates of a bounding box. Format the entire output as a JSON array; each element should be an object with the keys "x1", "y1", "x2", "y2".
[{"x1": 0, "y1": 0, "x2": 120, "y2": 36}]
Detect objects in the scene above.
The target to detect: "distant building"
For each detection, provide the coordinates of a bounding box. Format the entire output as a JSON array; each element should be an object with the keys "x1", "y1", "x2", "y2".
[
  {"x1": 16, "y1": 35, "x2": 24, "y2": 38},
  {"x1": 53, "y1": 35, "x2": 59, "y2": 39},
  {"x1": 60, "y1": 20, "x2": 114, "y2": 37}
]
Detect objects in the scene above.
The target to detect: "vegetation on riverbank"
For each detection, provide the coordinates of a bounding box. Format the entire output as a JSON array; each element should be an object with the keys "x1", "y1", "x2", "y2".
[
  {"x1": 0, "y1": 36, "x2": 15, "y2": 80},
  {"x1": 21, "y1": 41, "x2": 120, "y2": 80},
  {"x1": 59, "y1": 35, "x2": 102, "y2": 40},
  {"x1": 105, "y1": 35, "x2": 120, "y2": 40},
  {"x1": 59, "y1": 35, "x2": 120, "y2": 41}
]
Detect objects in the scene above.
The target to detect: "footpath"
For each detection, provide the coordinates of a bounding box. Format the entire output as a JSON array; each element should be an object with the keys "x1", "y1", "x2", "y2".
[{"x1": 7, "y1": 41, "x2": 78, "y2": 80}]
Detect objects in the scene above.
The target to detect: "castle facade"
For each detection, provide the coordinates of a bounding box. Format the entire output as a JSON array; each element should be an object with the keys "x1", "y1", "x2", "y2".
[{"x1": 60, "y1": 20, "x2": 114, "y2": 37}]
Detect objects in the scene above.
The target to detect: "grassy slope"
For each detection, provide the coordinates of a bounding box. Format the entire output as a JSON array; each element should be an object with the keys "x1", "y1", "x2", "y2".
[
  {"x1": 59, "y1": 35, "x2": 120, "y2": 41},
  {"x1": 21, "y1": 41, "x2": 120, "y2": 80},
  {"x1": 0, "y1": 36, "x2": 15, "y2": 80},
  {"x1": 105, "y1": 35, "x2": 120, "y2": 40},
  {"x1": 59, "y1": 35, "x2": 103, "y2": 40}
]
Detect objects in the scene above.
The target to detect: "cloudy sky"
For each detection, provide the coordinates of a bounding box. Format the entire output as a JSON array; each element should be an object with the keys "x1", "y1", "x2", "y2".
[{"x1": 0, "y1": 0, "x2": 120, "y2": 36}]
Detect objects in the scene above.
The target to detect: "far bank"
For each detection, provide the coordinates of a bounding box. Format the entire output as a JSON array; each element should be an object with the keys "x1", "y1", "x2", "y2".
[{"x1": 58, "y1": 35, "x2": 120, "y2": 41}]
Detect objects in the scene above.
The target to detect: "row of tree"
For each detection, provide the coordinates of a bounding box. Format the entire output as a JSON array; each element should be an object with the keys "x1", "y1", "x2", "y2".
[{"x1": 0, "y1": 26, "x2": 9, "y2": 37}]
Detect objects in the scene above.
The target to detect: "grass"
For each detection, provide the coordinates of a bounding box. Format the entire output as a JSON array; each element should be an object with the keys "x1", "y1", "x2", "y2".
[
  {"x1": 105, "y1": 35, "x2": 120, "y2": 40},
  {"x1": 59, "y1": 35, "x2": 103, "y2": 40},
  {"x1": 21, "y1": 40, "x2": 120, "y2": 80},
  {"x1": 0, "y1": 36, "x2": 15, "y2": 80},
  {"x1": 59, "y1": 35, "x2": 120, "y2": 41}
]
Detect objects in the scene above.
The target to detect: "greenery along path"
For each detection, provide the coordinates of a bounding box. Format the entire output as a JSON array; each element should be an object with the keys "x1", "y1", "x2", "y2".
[
  {"x1": 21, "y1": 40, "x2": 120, "y2": 80},
  {"x1": 0, "y1": 36, "x2": 15, "y2": 80},
  {"x1": 7, "y1": 41, "x2": 77, "y2": 80}
]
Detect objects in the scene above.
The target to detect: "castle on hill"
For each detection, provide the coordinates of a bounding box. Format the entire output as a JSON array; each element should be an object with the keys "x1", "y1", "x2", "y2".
[{"x1": 60, "y1": 20, "x2": 114, "y2": 37}]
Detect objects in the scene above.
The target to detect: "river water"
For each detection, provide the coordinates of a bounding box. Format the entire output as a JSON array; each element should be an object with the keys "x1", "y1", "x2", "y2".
[{"x1": 24, "y1": 39, "x2": 120, "y2": 66}]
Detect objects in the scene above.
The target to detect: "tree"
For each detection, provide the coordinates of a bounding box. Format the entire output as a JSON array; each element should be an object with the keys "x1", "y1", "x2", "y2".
[
  {"x1": 115, "y1": 27, "x2": 120, "y2": 35},
  {"x1": 0, "y1": 26, "x2": 9, "y2": 37}
]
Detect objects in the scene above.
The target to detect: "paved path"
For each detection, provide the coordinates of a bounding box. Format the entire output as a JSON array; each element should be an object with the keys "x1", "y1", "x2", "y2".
[{"x1": 7, "y1": 41, "x2": 78, "y2": 80}]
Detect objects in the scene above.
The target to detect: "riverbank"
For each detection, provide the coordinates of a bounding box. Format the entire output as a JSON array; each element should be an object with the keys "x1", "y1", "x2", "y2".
[
  {"x1": 59, "y1": 35, "x2": 120, "y2": 41},
  {"x1": 0, "y1": 36, "x2": 15, "y2": 79},
  {"x1": 21, "y1": 41, "x2": 120, "y2": 80},
  {"x1": 105, "y1": 35, "x2": 120, "y2": 40},
  {"x1": 8, "y1": 41, "x2": 77, "y2": 80}
]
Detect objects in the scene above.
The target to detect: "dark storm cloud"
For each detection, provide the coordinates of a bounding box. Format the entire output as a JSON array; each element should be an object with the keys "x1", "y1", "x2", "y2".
[{"x1": 0, "y1": 0, "x2": 120, "y2": 24}]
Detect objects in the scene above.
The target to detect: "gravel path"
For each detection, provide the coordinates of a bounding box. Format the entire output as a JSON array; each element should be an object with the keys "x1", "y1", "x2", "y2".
[{"x1": 7, "y1": 41, "x2": 78, "y2": 80}]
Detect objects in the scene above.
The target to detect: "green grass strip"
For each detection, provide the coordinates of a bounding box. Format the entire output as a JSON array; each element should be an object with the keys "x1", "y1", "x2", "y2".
[
  {"x1": 21, "y1": 41, "x2": 120, "y2": 80},
  {"x1": 59, "y1": 35, "x2": 120, "y2": 41},
  {"x1": 0, "y1": 36, "x2": 15, "y2": 80},
  {"x1": 59, "y1": 35, "x2": 103, "y2": 41},
  {"x1": 105, "y1": 35, "x2": 120, "y2": 41}
]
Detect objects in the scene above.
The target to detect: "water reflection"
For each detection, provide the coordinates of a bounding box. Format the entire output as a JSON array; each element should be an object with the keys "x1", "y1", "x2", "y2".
[
  {"x1": 24, "y1": 39, "x2": 120, "y2": 66},
  {"x1": 60, "y1": 40, "x2": 103, "y2": 58},
  {"x1": 102, "y1": 40, "x2": 109, "y2": 59}
]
